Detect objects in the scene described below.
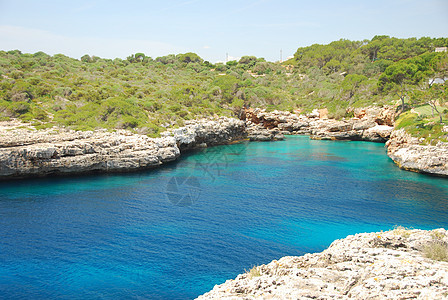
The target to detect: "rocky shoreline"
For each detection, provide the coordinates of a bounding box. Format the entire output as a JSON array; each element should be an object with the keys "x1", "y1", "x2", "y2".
[
  {"x1": 242, "y1": 107, "x2": 447, "y2": 177},
  {"x1": 198, "y1": 228, "x2": 448, "y2": 299},
  {"x1": 0, "y1": 117, "x2": 245, "y2": 179},
  {"x1": 1, "y1": 106, "x2": 447, "y2": 179},
  {"x1": 386, "y1": 129, "x2": 448, "y2": 177},
  {"x1": 243, "y1": 106, "x2": 396, "y2": 143}
]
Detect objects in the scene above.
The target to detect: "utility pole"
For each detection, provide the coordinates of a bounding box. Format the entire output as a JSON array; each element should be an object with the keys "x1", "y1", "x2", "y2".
[
  {"x1": 280, "y1": 49, "x2": 283, "y2": 63},
  {"x1": 226, "y1": 53, "x2": 229, "y2": 63}
]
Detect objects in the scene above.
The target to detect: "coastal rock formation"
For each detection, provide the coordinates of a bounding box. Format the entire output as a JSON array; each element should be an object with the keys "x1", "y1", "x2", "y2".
[
  {"x1": 246, "y1": 124, "x2": 285, "y2": 141},
  {"x1": 161, "y1": 117, "x2": 246, "y2": 150},
  {"x1": 0, "y1": 117, "x2": 246, "y2": 179},
  {"x1": 243, "y1": 107, "x2": 395, "y2": 142},
  {"x1": 0, "y1": 126, "x2": 180, "y2": 178},
  {"x1": 352, "y1": 106, "x2": 396, "y2": 126},
  {"x1": 243, "y1": 107, "x2": 447, "y2": 177},
  {"x1": 309, "y1": 120, "x2": 394, "y2": 142},
  {"x1": 1, "y1": 107, "x2": 447, "y2": 178},
  {"x1": 386, "y1": 129, "x2": 448, "y2": 176},
  {"x1": 198, "y1": 228, "x2": 448, "y2": 299}
]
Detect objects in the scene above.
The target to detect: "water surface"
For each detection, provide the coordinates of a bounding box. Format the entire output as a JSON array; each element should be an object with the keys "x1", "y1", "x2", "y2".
[{"x1": 1, "y1": 136, "x2": 447, "y2": 299}]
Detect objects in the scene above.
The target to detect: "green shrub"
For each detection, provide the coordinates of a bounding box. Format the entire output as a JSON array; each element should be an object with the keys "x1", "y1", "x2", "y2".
[
  {"x1": 9, "y1": 101, "x2": 31, "y2": 115},
  {"x1": 119, "y1": 116, "x2": 139, "y2": 129},
  {"x1": 395, "y1": 112, "x2": 419, "y2": 129},
  {"x1": 424, "y1": 241, "x2": 448, "y2": 262},
  {"x1": 245, "y1": 266, "x2": 261, "y2": 279}
]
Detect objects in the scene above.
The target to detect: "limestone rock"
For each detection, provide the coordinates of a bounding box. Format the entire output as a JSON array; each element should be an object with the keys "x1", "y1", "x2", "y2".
[
  {"x1": 386, "y1": 129, "x2": 448, "y2": 176},
  {"x1": 243, "y1": 106, "x2": 395, "y2": 143},
  {"x1": 198, "y1": 228, "x2": 448, "y2": 299},
  {"x1": 362, "y1": 125, "x2": 394, "y2": 142},
  {"x1": 162, "y1": 117, "x2": 246, "y2": 150},
  {"x1": 0, "y1": 117, "x2": 246, "y2": 179},
  {"x1": 246, "y1": 124, "x2": 284, "y2": 141}
]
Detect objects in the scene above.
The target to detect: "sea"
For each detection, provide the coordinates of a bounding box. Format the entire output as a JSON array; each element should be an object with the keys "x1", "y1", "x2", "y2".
[{"x1": 1, "y1": 136, "x2": 447, "y2": 299}]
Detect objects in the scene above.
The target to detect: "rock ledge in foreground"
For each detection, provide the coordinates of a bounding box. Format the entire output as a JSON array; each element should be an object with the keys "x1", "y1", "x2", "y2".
[{"x1": 198, "y1": 228, "x2": 448, "y2": 299}]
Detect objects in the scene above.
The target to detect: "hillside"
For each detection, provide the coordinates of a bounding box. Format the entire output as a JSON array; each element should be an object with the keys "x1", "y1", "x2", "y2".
[{"x1": 0, "y1": 36, "x2": 447, "y2": 141}]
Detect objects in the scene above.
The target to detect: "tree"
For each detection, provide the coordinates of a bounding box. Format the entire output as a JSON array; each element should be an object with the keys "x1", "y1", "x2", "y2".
[
  {"x1": 226, "y1": 60, "x2": 238, "y2": 67},
  {"x1": 155, "y1": 54, "x2": 176, "y2": 64},
  {"x1": 134, "y1": 53, "x2": 145, "y2": 62},
  {"x1": 427, "y1": 83, "x2": 446, "y2": 124},
  {"x1": 361, "y1": 35, "x2": 389, "y2": 62},
  {"x1": 176, "y1": 52, "x2": 203, "y2": 64},
  {"x1": 378, "y1": 61, "x2": 420, "y2": 113},
  {"x1": 81, "y1": 54, "x2": 92, "y2": 63},
  {"x1": 341, "y1": 74, "x2": 367, "y2": 101},
  {"x1": 238, "y1": 56, "x2": 257, "y2": 69},
  {"x1": 425, "y1": 53, "x2": 448, "y2": 123},
  {"x1": 324, "y1": 59, "x2": 342, "y2": 73}
]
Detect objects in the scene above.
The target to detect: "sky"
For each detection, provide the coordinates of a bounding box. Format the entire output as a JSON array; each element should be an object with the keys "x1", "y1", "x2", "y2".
[{"x1": 0, "y1": 0, "x2": 447, "y2": 63}]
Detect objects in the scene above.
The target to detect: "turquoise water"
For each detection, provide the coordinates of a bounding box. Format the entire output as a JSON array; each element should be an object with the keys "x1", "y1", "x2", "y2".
[{"x1": 1, "y1": 136, "x2": 447, "y2": 299}]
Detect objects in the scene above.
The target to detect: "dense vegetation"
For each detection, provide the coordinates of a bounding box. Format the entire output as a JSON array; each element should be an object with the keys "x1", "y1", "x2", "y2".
[{"x1": 0, "y1": 36, "x2": 447, "y2": 139}]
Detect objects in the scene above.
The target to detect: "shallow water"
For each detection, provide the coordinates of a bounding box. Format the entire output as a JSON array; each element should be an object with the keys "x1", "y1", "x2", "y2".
[{"x1": 1, "y1": 136, "x2": 447, "y2": 299}]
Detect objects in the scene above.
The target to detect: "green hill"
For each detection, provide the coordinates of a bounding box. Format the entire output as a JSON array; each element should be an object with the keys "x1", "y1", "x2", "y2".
[{"x1": 0, "y1": 36, "x2": 447, "y2": 138}]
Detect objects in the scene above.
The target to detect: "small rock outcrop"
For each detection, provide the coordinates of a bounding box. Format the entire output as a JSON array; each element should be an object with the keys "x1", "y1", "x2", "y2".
[
  {"x1": 246, "y1": 124, "x2": 285, "y2": 141},
  {"x1": 386, "y1": 129, "x2": 448, "y2": 176},
  {"x1": 198, "y1": 228, "x2": 448, "y2": 299},
  {"x1": 0, "y1": 117, "x2": 246, "y2": 179},
  {"x1": 162, "y1": 117, "x2": 246, "y2": 150}
]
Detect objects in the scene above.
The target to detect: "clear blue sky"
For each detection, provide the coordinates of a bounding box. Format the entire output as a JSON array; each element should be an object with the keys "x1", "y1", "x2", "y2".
[{"x1": 0, "y1": 0, "x2": 447, "y2": 62}]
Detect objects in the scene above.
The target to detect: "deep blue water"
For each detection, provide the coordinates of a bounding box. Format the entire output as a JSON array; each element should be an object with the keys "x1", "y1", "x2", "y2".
[{"x1": 1, "y1": 136, "x2": 448, "y2": 299}]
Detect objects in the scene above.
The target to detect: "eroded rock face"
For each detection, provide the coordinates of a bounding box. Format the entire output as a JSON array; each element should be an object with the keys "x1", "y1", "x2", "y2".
[
  {"x1": 1, "y1": 108, "x2": 447, "y2": 178},
  {"x1": 198, "y1": 228, "x2": 448, "y2": 299},
  {"x1": 0, "y1": 128, "x2": 179, "y2": 178},
  {"x1": 386, "y1": 129, "x2": 448, "y2": 177},
  {"x1": 161, "y1": 117, "x2": 246, "y2": 150},
  {"x1": 0, "y1": 117, "x2": 246, "y2": 179},
  {"x1": 246, "y1": 124, "x2": 285, "y2": 141},
  {"x1": 243, "y1": 107, "x2": 395, "y2": 143},
  {"x1": 352, "y1": 106, "x2": 396, "y2": 126}
]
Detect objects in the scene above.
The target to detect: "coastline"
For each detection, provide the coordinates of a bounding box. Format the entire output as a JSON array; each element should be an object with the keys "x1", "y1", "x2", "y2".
[
  {"x1": 0, "y1": 117, "x2": 245, "y2": 179},
  {"x1": 244, "y1": 107, "x2": 448, "y2": 177},
  {"x1": 0, "y1": 106, "x2": 447, "y2": 179},
  {"x1": 197, "y1": 228, "x2": 448, "y2": 299},
  {"x1": 2, "y1": 112, "x2": 447, "y2": 298}
]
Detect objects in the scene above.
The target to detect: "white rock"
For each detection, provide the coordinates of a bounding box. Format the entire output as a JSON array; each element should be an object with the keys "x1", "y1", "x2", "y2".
[{"x1": 198, "y1": 229, "x2": 448, "y2": 299}]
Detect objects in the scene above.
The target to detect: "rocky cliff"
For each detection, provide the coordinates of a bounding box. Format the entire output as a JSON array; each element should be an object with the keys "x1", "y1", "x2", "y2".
[
  {"x1": 243, "y1": 106, "x2": 396, "y2": 143},
  {"x1": 386, "y1": 129, "x2": 448, "y2": 177},
  {"x1": 0, "y1": 117, "x2": 246, "y2": 179},
  {"x1": 162, "y1": 117, "x2": 246, "y2": 150},
  {"x1": 243, "y1": 107, "x2": 448, "y2": 177},
  {"x1": 198, "y1": 228, "x2": 448, "y2": 299},
  {"x1": 1, "y1": 106, "x2": 447, "y2": 179}
]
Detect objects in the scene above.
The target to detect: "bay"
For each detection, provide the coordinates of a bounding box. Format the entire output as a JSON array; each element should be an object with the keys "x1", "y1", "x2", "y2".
[{"x1": 0, "y1": 136, "x2": 447, "y2": 299}]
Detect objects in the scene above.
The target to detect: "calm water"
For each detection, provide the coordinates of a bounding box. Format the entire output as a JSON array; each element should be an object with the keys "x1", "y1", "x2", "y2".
[{"x1": 1, "y1": 136, "x2": 448, "y2": 299}]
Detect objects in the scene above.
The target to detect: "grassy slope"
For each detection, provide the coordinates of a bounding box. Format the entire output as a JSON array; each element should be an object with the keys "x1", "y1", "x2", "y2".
[{"x1": 0, "y1": 36, "x2": 447, "y2": 140}]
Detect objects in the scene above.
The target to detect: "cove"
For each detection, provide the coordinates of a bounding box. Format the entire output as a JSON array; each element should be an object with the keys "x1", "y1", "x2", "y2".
[{"x1": 0, "y1": 136, "x2": 447, "y2": 299}]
